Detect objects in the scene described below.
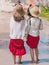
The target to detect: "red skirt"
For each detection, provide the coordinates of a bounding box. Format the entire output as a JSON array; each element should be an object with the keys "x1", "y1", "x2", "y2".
[
  {"x1": 26, "y1": 34, "x2": 39, "y2": 48},
  {"x1": 9, "y1": 39, "x2": 26, "y2": 56}
]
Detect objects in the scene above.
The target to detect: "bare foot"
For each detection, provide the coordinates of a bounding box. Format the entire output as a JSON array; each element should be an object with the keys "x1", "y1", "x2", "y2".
[
  {"x1": 36, "y1": 60, "x2": 39, "y2": 64},
  {"x1": 32, "y1": 59, "x2": 34, "y2": 63},
  {"x1": 14, "y1": 60, "x2": 16, "y2": 64},
  {"x1": 18, "y1": 62, "x2": 22, "y2": 64}
]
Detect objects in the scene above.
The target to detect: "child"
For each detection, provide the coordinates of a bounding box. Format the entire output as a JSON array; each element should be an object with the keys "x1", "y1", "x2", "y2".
[
  {"x1": 9, "y1": 4, "x2": 27, "y2": 64},
  {"x1": 26, "y1": 6, "x2": 43, "y2": 63}
]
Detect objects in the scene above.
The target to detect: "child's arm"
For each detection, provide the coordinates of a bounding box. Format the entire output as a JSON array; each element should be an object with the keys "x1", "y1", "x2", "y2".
[{"x1": 24, "y1": 19, "x2": 31, "y2": 41}]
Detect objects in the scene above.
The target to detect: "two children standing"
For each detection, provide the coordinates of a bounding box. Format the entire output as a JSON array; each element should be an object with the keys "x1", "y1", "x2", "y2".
[{"x1": 9, "y1": 3, "x2": 43, "y2": 64}]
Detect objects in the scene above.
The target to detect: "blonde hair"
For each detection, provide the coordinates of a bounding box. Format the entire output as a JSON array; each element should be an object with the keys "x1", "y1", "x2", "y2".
[{"x1": 13, "y1": 5, "x2": 25, "y2": 22}]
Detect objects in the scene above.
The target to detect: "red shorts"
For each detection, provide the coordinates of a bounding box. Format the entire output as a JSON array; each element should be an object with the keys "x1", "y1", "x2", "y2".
[
  {"x1": 9, "y1": 39, "x2": 26, "y2": 56},
  {"x1": 26, "y1": 34, "x2": 39, "y2": 48}
]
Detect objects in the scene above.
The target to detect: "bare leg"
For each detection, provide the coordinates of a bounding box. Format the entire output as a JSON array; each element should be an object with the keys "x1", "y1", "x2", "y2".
[
  {"x1": 13, "y1": 55, "x2": 16, "y2": 64},
  {"x1": 35, "y1": 48, "x2": 39, "y2": 63},
  {"x1": 30, "y1": 48, "x2": 34, "y2": 63},
  {"x1": 18, "y1": 56, "x2": 22, "y2": 64}
]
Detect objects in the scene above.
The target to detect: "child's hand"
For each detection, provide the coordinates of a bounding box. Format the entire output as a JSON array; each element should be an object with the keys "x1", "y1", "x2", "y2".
[
  {"x1": 24, "y1": 34, "x2": 27, "y2": 42},
  {"x1": 24, "y1": 37, "x2": 27, "y2": 42}
]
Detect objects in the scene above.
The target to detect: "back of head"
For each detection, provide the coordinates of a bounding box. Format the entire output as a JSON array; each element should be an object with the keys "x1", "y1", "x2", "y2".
[{"x1": 13, "y1": 5, "x2": 25, "y2": 22}]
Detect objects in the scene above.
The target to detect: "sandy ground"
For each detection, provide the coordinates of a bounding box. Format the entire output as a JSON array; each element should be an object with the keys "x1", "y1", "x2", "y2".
[
  {"x1": 0, "y1": 11, "x2": 11, "y2": 33},
  {"x1": 0, "y1": 11, "x2": 12, "y2": 40}
]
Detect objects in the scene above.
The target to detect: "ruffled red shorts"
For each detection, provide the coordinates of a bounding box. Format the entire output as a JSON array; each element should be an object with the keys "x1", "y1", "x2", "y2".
[
  {"x1": 9, "y1": 39, "x2": 26, "y2": 56},
  {"x1": 26, "y1": 34, "x2": 39, "y2": 48}
]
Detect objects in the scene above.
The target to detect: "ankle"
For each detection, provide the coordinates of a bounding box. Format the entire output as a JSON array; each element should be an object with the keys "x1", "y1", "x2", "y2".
[
  {"x1": 18, "y1": 61, "x2": 22, "y2": 64},
  {"x1": 14, "y1": 61, "x2": 16, "y2": 64},
  {"x1": 36, "y1": 59, "x2": 39, "y2": 64},
  {"x1": 36, "y1": 60, "x2": 39, "y2": 64},
  {"x1": 32, "y1": 59, "x2": 34, "y2": 63}
]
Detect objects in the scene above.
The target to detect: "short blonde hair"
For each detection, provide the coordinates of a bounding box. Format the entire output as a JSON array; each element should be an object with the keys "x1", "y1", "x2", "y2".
[
  {"x1": 13, "y1": 5, "x2": 25, "y2": 22},
  {"x1": 13, "y1": 5, "x2": 25, "y2": 17}
]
